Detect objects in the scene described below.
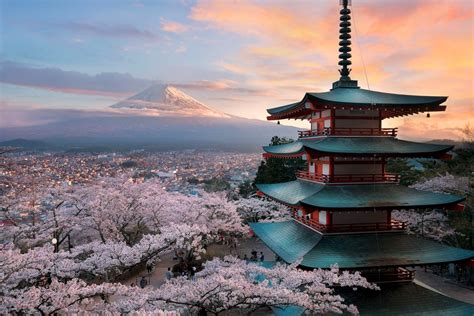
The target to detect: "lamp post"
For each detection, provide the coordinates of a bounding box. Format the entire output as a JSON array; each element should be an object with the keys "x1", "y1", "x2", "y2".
[{"x1": 52, "y1": 236, "x2": 58, "y2": 252}]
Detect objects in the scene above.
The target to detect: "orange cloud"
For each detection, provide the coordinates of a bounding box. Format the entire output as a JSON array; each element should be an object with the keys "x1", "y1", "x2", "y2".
[
  {"x1": 192, "y1": 0, "x2": 473, "y2": 140},
  {"x1": 160, "y1": 18, "x2": 188, "y2": 33}
]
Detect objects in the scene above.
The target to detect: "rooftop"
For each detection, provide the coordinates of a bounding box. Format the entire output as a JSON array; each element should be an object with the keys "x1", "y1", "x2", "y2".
[
  {"x1": 263, "y1": 137, "x2": 453, "y2": 158},
  {"x1": 267, "y1": 88, "x2": 448, "y2": 120},
  {"x1": 345, "y1": 282, "x2": 474, "y2": 315},
  {"x1": 256, "y1": 180, "x2": 464, "y2": 210},
  {"x1": 250, "y1": 221, "x2": 474, "y2": 269}
]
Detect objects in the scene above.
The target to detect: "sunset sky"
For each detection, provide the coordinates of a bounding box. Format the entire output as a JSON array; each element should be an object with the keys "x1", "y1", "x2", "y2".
[{"x1": 1, "y1": 0, "x2": 473, "y2": 140}]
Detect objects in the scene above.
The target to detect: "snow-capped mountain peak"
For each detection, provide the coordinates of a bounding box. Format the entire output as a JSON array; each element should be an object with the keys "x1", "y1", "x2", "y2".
[{"x1": 111, "y1": 84, "x2": 230, "y2": 118}]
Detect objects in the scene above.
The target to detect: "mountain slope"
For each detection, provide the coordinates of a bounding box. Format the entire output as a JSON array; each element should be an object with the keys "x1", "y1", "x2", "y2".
[
  {"x1": 111, "y1": 84, "x2": 230, "y2": 118},
  {"x1": 0, "y1": 85, "x2": 298, "y2": 151}
]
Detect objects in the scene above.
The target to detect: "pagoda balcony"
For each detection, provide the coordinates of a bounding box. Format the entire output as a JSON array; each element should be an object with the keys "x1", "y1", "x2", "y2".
[
  {"x1": 293, "y1": 213, "x2": 407, "y2": 233},
  {"x1": 298, "y1": 127, "x2": 397, "y2": 138},
  {"x1": 296, "y1": 170, "x2": 400, "y2": 184}
]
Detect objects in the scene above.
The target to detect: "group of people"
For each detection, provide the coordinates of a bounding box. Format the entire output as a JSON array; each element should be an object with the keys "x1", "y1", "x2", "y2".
[
  {"x1": 239, "y1": 249, "x2": 265, "y2": 262},
  {"x1": 218, "y1": 234, "x2": 239, "y2": 252}
]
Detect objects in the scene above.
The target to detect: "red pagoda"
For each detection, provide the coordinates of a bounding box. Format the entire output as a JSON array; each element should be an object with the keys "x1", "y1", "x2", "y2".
[{"x1": 250, "y1": 1, "x2": 474, "y2": 314}]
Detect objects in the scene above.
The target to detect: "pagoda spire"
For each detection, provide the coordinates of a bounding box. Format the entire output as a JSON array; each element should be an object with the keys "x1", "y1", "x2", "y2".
[
  {"x1": 332, "y1": 0, "x2": 358, "y2": 89},
  {"x1": 338, "y1": 0, "x2": 352, "y2": 80}
]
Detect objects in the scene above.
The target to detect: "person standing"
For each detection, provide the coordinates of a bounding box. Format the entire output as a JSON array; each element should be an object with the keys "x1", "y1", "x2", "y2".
[
  {"x1": 165, "y1": 267, "x2": 173, "y2": 281},
  {"x1": 139, "y1": 276, "x2": 147, "y2": 288}
]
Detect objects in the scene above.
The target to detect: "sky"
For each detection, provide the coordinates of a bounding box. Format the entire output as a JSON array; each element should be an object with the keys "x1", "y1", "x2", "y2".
[{"x1": 1, "y1": 0, "x2": 473, "y2": 140}]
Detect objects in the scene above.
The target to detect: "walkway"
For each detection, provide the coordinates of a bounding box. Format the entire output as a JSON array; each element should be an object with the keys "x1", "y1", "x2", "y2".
[
  {"x1": 125, "y1": 236, "x2": 275, "y2": 288},
  {"x1": 414, "y1": 267, "x2": 474, "y2": 305}
]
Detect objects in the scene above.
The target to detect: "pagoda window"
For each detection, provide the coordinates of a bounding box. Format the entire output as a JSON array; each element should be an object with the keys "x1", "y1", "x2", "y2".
[
  {"x1": 319, "y1": 211, "x2": 328, "y2": 225},
  {"x1": 324, "y1": 119, "x2": 331, "y2": 128},
  {"x1": 309, "y1": 161, "x2": 316, "y2": 174},
  {"x1": 322, "y1": 163, "x2": 330, "y2": 175}
]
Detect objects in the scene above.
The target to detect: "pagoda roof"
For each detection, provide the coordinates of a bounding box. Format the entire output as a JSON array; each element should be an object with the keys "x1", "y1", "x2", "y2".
[
  {"x1": 267, "y1": 87, "x2": 447, "y2": 120},
  {"x1": 249, "y1": 221, "x2": 474, "y2": 269},
  {"x1": 263, "y1": 137, "x2": 453, "y2": 158},
  {"x1": 271, "y1": 282, "x2": 474, "y2": 316},
  {"x1": 345, "y1": 282, "x2": 474, "y2": 316},
  {"x1": 256, "y1": 180, "x2": 464, "y2": 210}
]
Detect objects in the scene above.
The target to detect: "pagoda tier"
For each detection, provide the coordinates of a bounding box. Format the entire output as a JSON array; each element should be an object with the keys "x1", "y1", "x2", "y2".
[
  {"x1": 249, "y1": 221, "x2": 474, "y2": 269},
  {"x1": 339, "y1": 283, "x2": 474, "y2": 315},
  {"x1": 271, "y1": 278, "x2": 474, "y2": 315},
  {"x1": 266, "y1": 87, "x2": 447, "y2": 120},
  {"x1": 256, "y1": 180, "x2": 464, "y2": 210},
  {"x1": 263, "y1": 137, "x2": 453, "y2": 159}
]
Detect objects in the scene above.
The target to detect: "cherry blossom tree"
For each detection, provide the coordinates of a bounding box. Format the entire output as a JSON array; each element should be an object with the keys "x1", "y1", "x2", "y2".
[
  {"x1": 124, "y1": 256, "x2": 377, "y2": 315},
  {"x1": 235, "y1": 197, "x2": 291, "y2": 223},
  {"x1": 1, "y1": 176, "x2": 378, "y2": 315},
  {"x1": 411, "y1": 173, "x2": 470, "y2": 195},
  {"x1": 392, "y1": 209, "x2": 456, "y2": 241},
  {"x1": 1, "y1": 254, "x2": 377, "y2": 315},
  {"x1": 393, "y1": 173, "x2": 470, "y2": 243}
]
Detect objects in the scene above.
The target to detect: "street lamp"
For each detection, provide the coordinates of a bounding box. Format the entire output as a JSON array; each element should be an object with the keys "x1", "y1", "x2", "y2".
[{"x1": 51, "y1": 238, "x2": 58, "y2": 245}]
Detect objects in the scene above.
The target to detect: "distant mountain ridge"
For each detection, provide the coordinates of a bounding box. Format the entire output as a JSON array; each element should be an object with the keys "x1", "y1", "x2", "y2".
[
  {"x1": 0, "y1": 84, "x2": 298, "y2": 152},
  {"x1": 0, "y1": 138, "x2": 57, "y2": 150}
]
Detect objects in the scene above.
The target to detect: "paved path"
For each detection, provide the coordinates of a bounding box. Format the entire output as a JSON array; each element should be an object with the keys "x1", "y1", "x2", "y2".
[
  {"x1": 414, "y1": 268, "x2": 474, "y2": 304},
  {"x1": 125, "y1": 236, "x2": 274, "y2": 288}
]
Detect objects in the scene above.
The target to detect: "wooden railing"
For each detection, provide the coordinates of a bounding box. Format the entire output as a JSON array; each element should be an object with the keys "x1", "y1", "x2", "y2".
[
  {"x1": 298, "y1": 127, "x2": 397, "y2": 138},
  {"x1": 292, "y1": 213, "x2": 327, "y2": 231},
  {"x1": 296, "y1": 170, "x2": 400, "y2": 183},
  {"x1": 292, "y1": 213, "x2": 406, "y2": 233}
]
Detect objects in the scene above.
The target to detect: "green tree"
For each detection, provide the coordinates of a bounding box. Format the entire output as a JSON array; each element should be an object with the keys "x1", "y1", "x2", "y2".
[
  {"x1": 237, "y1": 180, "x2": 256, "y2": 198},
  {"x1": 253, "y1": 136, "x2": 306, "y2": 185},
  {"x1": 203, "y1": 177, "x2": 231, "y2": 192},
  {"x1": 386, "y1": 158, "x2": 424, "y2": 186}
]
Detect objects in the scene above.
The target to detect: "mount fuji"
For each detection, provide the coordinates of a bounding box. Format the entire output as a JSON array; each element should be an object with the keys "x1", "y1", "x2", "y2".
[
  {"x1": 0, "y1": 84, "x2": 297, "y2": 152},
  {"x1": 111, "y1": 84, "x2": 230, "y2": 118}
]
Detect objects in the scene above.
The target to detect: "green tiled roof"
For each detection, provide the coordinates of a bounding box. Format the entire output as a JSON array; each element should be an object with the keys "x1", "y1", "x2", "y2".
[
  {"x1": 272, "y1": 283, "x2": 474, "y2": 316},
  {"x1": 257, "y1": 180, "x2": 464, "y2": 209},
  {"x1": 344, "y1": 282, "x2": 474, "y2": 316},
  {"x1": 250, "y1": 221, "x2": 474, "y2": 269},
  {"x1": 263, "y1": 137, "x2": 453, "y2": 157},
  {"x1": 267, "y1": 87, "x2": 447, "y2": 115},
  {"x1": 263, "y1": 141, "x2": 305, "y2": 155},
  {"x1": 309, "y1": 88, "x2": 447, "y2": 107},
  {"x1": 302, "y1": 233, "x2": 474, "y2": 269},
  {"x1": 249, "y1": 221, "x2": 322, "y2": 263},
  {"x1": 301, "y1": 183, "x2": 464, "y2": 209},
  {"x1": 256, "y1": 181, "x2": 324, "y2": 206},
  {"x1": 267, "y1": 102, "x2": 301, "y2": 115}
]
